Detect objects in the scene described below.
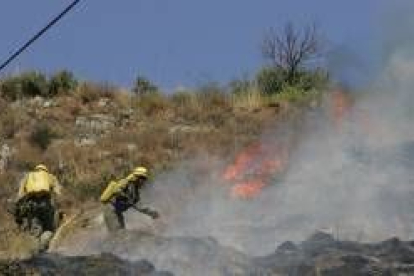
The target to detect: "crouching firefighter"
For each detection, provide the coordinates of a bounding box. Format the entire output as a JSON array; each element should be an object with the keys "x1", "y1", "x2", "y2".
[
  {"x1": 14, "y1": 164, "x2": 62, "y2": 236},
  {"x1": 100, "y1": 166, "x2": 159, "y2": 232}
]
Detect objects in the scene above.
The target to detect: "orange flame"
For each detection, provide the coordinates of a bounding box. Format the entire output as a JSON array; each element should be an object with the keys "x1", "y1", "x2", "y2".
[
  {"x1": 331, "y1": 89, "x2": 352, "y2": 126},
  {"x1": 222, "y1": 143, "x2": 262, "y2": 181},
  {"x1": 222, "y1": 87, "x2": 366, "y2": 200},
  {"x1": 222, "y1": 142, "x2": 289, "y2": 199},
  {"x1": 231, "y1": 179, "x2": 265, "y2": 198}
]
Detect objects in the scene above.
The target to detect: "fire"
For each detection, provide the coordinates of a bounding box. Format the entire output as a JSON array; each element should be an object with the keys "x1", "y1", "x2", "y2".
[
  {"x1": 222, "y1": 87, "x2": 366, "y2": 199},
  {"x1": 231, "y1": 180, "x2": 265, "y2": 199},
  {"x1": 222, "y1": 143, "x2": 261, "y2": 182},
  {"x1": 331, "y1": 89, "x2": 352, "y2": 126},
  {"x1": 222, "y1": 142, "x2": 289, "y2": 199}
]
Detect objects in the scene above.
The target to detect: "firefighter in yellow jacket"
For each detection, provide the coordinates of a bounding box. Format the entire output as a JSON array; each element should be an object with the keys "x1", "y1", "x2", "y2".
[
  {"x1": 14, "y1": 164, "x2": 62, "y2": 233},
  {"x1": 100, "y1": 166, "x2": 159, "y2": 232}
]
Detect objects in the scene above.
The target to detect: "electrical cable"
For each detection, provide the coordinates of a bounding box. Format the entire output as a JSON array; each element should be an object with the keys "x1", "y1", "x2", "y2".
[{"x1": 0, "y1": 0, "x2": 82, "y2": 73}]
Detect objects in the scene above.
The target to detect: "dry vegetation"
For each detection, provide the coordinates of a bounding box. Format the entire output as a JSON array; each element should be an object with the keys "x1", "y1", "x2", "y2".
[
  {"x1": 0, "y1": 21, "x2": 330, "y2": 255},
  {"x1": 0, "y1": 75, "x2": 326, "y2": 254}
]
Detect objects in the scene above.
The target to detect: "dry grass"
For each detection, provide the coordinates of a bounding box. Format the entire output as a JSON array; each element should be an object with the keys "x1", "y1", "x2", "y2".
[
  {"x1": 231, "y1": 87, "x2": 264, "y2": 111},
  {"x1": 11, "y1": 142, "x2": 43, "y2": 171},
  {"x1": 0, "y1": 230, "x2": 40, "y2": 260},
  {"x1": 0, "y1": 110, "x2": 17, "y2": 140},
  {"x1": 135, "y1": 92, "x2": 173, "y2": 119},
  {"x1": 0, "y1": 85, "x2": 286, "y2": 200},
  {"x1": 112, "y1": 88, "x2": 133, "y2": 109},
  {"x1": 74, "y1": 82, "x2": 116, "y2": 104},
  {"x1": 0, "y1": 84, "x2": 309, "y2": 196},
  {"x1": 0, "y1": 81, "x2": 321, "y2": 256}
]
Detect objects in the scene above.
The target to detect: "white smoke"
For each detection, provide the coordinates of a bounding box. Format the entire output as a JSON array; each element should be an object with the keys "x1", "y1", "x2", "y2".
[
  {"x1": 139, "y1": 79, "x2": 414, "y2": 257},
  {"x1": 53, "y1": 3, "x2": 414, "y2": 271},
  {"x1": 133, "y1": 3, "x2": 414, "y2": 256}
]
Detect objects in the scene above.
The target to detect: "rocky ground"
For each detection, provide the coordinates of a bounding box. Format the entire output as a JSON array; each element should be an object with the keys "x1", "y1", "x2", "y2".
[
  {"x1": 2, "y1": 231, "x2": 414, "y2": 275},
  {"x1": 0, "y1": 253, "x2": 172, "y2": 275},
  {"x1": 2, "y1": 91, "x2": 413, "y2": 275},
  {"x1": 253, "y1": 232, "x2": 414, "y2": 275}
]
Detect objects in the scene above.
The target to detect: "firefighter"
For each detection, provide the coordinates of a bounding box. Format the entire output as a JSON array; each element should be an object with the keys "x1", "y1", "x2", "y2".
[
  {"x1": 100, "y1": 166, "x2": 159, "y2": 232},
  {"x1": 15, "y1": 164, "x2": 62, "y2": 234}
]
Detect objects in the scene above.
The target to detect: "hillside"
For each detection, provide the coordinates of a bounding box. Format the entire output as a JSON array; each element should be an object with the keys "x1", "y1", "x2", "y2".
[
  {"x1": 0, "y1": 78, "x2": 325, "y2": 255},
  {"x1": 2, "y1": 71, "x2": 414, "y2": 276}
]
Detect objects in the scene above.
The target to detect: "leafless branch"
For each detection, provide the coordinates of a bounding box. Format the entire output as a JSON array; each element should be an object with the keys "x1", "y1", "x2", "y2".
[{"x1": 261, "y1": 22, "x2": 323, "y2": 83}]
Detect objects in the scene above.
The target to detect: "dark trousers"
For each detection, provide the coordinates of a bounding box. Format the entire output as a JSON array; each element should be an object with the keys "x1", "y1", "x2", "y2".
[
  {"x1": 103, "y1": 204, "x2": 126, "y2": 232},
  {"x1": 15, "y1": 193, "x2": 56, "y2": 232}
]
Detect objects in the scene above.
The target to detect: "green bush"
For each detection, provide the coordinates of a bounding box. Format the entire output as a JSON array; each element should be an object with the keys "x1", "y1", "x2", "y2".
[
  {"x1": 295, "y1": 69, "x2": 329, "y2": 91},
  {"x1": 0, "y1": 71, "x2": 48, "y2": 100},
  {"x1": 132, "y1": 75, "x2": 158, "y2": 96},
  {"x1": 272, "y1": 86, "x2": 322, "y2": 105},
  {"x1": 256, "y1": 67, "x2": 286, "y2": 95},
  {"x1": 29, "y1": 124, "x2": 57, "y2": 151},
  {"x1": 256, "y1": 66, "x2": 328, "y2": 95},
  {"x1": 48, "y1": 70, "x2": 78, "y2": 96}
]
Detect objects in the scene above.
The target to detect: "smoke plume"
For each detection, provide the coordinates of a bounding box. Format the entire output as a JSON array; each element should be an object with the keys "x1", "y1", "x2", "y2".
[
  {"x1": 52, "y1": 5, "x2": 414, "y2": 275},
  {"x1": 135, "y1": 2, "x2": 414, "y2": 256}
]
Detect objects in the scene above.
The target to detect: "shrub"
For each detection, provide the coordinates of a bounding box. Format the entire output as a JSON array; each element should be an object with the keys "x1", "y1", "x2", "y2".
[
  {"x1": 256, "y1": 67, "x2": 286, "y2": 95},
  {"x1": 19, "y1": 71, "x2": 48, "y2": 97},
  {"x1": 29, "y1": 123, "x2": 57, "y2": 151},
  {"x1": 256, "y1": 66, "x2": 328, "y2": 95},
  {"x1": 48, "y1": 70, "x2": 78, "y2": 96},
  {"x1": 0, "y1": 71, "x2": 48, "y2": 100},
  {"x1": 295, "y1": 69, "x2": 329, "y2": 91},
  {"x1": 132, "y1": 75, "x2": 158, "y2": 96},
  {"x1": 271, "y1": 86, "x2": 322, "y2": 105}
]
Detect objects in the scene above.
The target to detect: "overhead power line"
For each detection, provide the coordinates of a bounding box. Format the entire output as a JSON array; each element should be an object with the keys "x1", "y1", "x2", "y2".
[{"x1": 0, "y1": 0, "x2": 82, "y2": 73}]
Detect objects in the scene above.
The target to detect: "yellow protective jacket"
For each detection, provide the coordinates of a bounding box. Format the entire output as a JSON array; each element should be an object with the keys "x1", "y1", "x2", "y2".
[
  {"x1": 18, "y1": 170, "x2": 62, "y2": 199},
  {"x1": 100, "y1": 175, "x2": 134, "y2": 203}
]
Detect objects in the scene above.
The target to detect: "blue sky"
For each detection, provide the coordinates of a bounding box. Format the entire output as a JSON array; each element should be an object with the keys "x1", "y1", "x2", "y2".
[{"x1": 0, "y1": 0, "x2": 390, "y2": 90}]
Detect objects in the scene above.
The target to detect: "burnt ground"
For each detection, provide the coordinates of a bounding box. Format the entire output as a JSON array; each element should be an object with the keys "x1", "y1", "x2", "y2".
[
  {"x1": 252, "y1": 232, "x2": 414, "y2": 275},
  {"x1": 3, "y1": 231, "x2": 414, "y2": 275},
  {"x1": 0, "y1": 253, "x2": 172, "y2": 276}
]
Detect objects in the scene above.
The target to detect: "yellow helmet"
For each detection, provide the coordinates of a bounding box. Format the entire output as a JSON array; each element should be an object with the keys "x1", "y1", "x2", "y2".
[
  {"x1": 35, "y1": 164, "x2": 48, "y2": 172},
  {"x1": 132, "y1": 166, "x2": 148, "y2": 178}
]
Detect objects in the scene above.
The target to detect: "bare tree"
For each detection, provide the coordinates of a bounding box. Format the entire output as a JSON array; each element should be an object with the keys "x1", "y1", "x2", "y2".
[{"x1": 261, "y1": 22, "x2": 322, "y2": 84}]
